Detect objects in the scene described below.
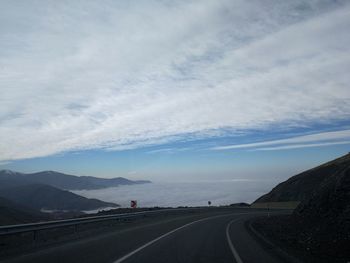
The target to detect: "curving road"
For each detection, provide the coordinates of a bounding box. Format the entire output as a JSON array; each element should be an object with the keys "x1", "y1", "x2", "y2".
[{"x1": 3, "y1": 210, "x2": 291, "y2": 263}]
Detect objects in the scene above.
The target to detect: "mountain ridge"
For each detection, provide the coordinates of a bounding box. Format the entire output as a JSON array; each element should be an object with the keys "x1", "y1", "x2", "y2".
[
  {"x1": 254, "y1": 153, "x2": 350, "y2": 203},
  {"x1": 0, "y1": 170, "x2": 151, "y2": 190},
  {"x1": 0, "y1": 170, "x2": 133, "y2": 218}
]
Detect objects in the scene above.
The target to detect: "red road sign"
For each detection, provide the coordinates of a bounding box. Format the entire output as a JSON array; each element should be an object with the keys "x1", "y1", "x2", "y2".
[{"x1": 131, "y1": 200, "x2": 137, "y2": 208}]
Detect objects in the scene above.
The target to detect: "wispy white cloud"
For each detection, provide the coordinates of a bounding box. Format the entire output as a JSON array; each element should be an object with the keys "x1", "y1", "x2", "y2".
[
  {"x1": 253, "y1": 141, "x2": 350, "y2": 151},
  {"x1": 147, "y1": 147, "x2": 191, "y2": 154},
  {"x1": 212, "y1": 129, "x2": 350, "y2": 150},
  {"x1": 0, "y1": 1, "x2": 350, "y2": 161}
]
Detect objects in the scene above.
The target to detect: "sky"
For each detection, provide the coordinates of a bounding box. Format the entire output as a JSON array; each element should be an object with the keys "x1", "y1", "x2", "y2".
[{"x1": 1, "y1": 0, "x2": 350, "y2": 182}]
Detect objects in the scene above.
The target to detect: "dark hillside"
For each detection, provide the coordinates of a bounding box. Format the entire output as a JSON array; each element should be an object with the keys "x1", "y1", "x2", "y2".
[
  {"x1": 0, "y1": 197, "x2": 49, "y2": 226},
  {"x1": 290, "y1": 163, "x2": 350, "y2": 261},
  {"x1": 254, "y1": 153, "x2": 350, "y2": 203},
  {"x1": 252, "y1": 153, "x2": 350, "y2": 262},
  {"x1": 0, "y1": 184, "x2": 119, "y2": 212}
]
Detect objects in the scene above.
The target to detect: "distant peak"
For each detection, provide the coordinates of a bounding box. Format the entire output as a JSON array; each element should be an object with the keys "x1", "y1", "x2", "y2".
[{"x1": 41, "y1": 170, "x2": 59, "y2": 174}]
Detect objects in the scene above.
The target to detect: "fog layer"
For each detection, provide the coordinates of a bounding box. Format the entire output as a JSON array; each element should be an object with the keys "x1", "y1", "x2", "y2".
[{"x1": 73, "y1": 180, "x2": 274, "y2": 208}]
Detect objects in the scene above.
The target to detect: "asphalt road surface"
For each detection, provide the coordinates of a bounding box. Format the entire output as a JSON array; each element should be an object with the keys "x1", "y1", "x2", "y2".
[{"x1": 2, "y1": 209, "x2": 292, "y2": 263}]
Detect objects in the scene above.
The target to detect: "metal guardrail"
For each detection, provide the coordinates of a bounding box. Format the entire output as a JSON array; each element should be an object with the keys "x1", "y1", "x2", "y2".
[{"x1": 0, "y1": 207, "x2": 211, "y2": 237}]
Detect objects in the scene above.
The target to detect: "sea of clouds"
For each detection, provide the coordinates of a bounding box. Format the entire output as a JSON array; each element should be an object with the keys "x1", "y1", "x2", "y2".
[{"x1": 73, "y1": 180, "x2": 275, "y2": 208}]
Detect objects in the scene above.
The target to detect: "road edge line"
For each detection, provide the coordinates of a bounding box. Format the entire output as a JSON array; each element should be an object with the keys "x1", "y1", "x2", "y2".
[
  {"x1": 113, "y1": 212, "x2": 250, "y2": 263},
  {"x1": 226, "y1": 218, "x2": 244, "y2": 263}
]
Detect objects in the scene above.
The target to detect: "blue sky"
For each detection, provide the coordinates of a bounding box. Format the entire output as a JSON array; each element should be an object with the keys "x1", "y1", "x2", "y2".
[{"x1": 1, "y1": 0, "x2": 350, "y2": 182}]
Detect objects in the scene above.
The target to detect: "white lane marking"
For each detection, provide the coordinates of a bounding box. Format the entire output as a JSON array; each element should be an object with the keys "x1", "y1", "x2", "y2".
[
  {"x1": 226, "y1": 218, "x2": 244, "y2": 263},
  {"x1": 113, "y1": 212, "x2": 251, "y2": 263}
]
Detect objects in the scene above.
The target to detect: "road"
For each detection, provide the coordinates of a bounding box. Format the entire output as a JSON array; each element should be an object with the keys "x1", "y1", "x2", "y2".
[{"x1": 2, "y1": 209, "x2": 292, "y2": 263}]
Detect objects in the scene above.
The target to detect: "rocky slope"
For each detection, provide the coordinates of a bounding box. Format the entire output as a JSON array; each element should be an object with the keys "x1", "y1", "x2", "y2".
[
  {"x1": 254, "y1": 153, "x2": 350, "y2": 203},
  {"x1": 253, "y1": 153, "x2": 350, "y2": 262}
]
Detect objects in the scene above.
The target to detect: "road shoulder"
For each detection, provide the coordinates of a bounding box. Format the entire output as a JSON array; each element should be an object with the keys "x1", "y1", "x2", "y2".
[{"x1": 245, "y1": 216, "x2": 303, "y2": 263}]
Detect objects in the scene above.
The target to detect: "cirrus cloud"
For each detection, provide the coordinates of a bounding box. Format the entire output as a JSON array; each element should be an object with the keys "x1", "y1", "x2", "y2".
[{"x1": 0, "y1": 0, "x2": 350, "y2": 161}]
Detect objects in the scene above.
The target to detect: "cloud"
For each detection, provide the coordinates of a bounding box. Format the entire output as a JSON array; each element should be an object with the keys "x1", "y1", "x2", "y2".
[
  {"x1": 0, "y1": 1, "x2": 350, "y2": 161},
  {"x1": 253, "y1": 141, "x2": 350, "y2": 151},
  {"x1": 212, "y1": 129, "x2": 350, "y2": 150},
  {"x1": 146, "y1": 147, "x2": 191, "y2": 154}
]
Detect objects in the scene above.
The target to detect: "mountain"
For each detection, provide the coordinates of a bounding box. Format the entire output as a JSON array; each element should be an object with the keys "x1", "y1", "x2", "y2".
[
  {"x1": 253, "y1": 153, "x2": 350, "y2": 261},
  {"x1": 0, "y1": 184, "x2": 118, "y2": 211},
  {"x1": 0, "y1": 196, "x2": 49, "y2": 226},
  {"x1": 290, "y1": 155, "x2": 350, "y2": 260},
  {"x1": 0, "y1": 170, "x2": 151, "y2": 190},
  {"x1": 254, "y1": 153, "x2": 350, "y2": 203}
]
